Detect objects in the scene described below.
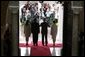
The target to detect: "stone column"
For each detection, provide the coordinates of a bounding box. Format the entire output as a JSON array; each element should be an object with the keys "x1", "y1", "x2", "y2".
[
  {"x1": 10, "y1": 7, "x2": 19, "y2": 56},
  {"x1": 1, "y1": 1, "x2": 9, "y2": 56},
  {"x1": 71, "y1": 2, "x2": 83, "y2": 55},
  {"x1": 72, "y1": 12, "x2": 79, "y2": 56}
]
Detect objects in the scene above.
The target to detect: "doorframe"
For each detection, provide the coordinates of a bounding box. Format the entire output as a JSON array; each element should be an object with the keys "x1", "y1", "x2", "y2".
[
  {"x1": 62, "y1": 1, "x2": 73, "y2": 56},
  {"x1": 7, "y1": 1, "x2": 73, "y2": 56}
]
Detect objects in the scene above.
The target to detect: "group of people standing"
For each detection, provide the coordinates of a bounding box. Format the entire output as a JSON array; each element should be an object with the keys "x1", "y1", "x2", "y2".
[
  {"x1": 20, "y1": 1, "x2": 58, "y2": 46},
  {"x1": 24, "y1": 18, "x2": 58, "y2": 46}
]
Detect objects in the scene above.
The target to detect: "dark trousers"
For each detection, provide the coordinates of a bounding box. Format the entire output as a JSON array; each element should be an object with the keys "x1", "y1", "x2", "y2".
[
  {"x1": 33, "y1": 33, "x2": 38, "y2": 46},
  {"x1": 42, "y1": 33, "x2": 48, "y2": 46}
]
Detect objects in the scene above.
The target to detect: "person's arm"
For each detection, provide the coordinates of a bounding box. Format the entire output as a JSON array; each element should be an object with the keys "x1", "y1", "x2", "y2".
[
  {"x1": 31, "y1": 23, "x2": 33, "y2": 33},
  {"x1": 50, "y1": 25, "x2": 53, "y2": 35},
  {"x1": 47, "y1": 23, "x2": 50, "y2": 27},
  {"x1": 38, "y1": 24, "x2": 40, "y2": 33},
  {"x1": 29, "y1": 24, "x2": 31, "y2": 35},
  {"x1": 24, "y1": 25, "x2": 25, "y2": 34}
]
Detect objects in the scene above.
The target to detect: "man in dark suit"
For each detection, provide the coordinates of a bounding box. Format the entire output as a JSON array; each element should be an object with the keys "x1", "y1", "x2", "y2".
[
  {"x1": 31, "y1": 18, "x2": 40, "y2": 46},
  {"x1": 40, "y1": 18, "x2": 50, "y2": 46}
]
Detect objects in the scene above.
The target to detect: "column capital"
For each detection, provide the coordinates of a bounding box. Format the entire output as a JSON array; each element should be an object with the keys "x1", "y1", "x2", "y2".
[
  {"x1": 72, "y1": 8, "x2": 82, "y2": 14},
  {"x1": 8, "y1": 6, "x2": 19, "y2": 14}
]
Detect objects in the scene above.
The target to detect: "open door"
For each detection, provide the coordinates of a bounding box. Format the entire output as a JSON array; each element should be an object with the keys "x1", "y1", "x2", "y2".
[{"x1": 19, "y1": 1, "x2": 64, "y2": 56}]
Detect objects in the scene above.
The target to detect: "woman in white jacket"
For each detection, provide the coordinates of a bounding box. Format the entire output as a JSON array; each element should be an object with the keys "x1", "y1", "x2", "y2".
[{"x1": 51, "y1": 19, "x2": 58, "y2": 46}]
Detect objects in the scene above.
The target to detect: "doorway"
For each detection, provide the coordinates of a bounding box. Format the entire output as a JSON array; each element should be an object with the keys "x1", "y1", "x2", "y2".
[{"x1": 19, "y1": 1, "x2": 64, "y2": 56}]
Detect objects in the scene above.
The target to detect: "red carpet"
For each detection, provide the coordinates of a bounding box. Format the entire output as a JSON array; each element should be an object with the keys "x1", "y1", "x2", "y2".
[
  {"x1": 30, "y1": 46, "x2": 51, "y2": 56},
  {"x1": 19, "y1": 41, "x2": 62, "y2": 56},
  {"x1": 19, "y1": 41, "x2": 62, "y2": 47}
]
